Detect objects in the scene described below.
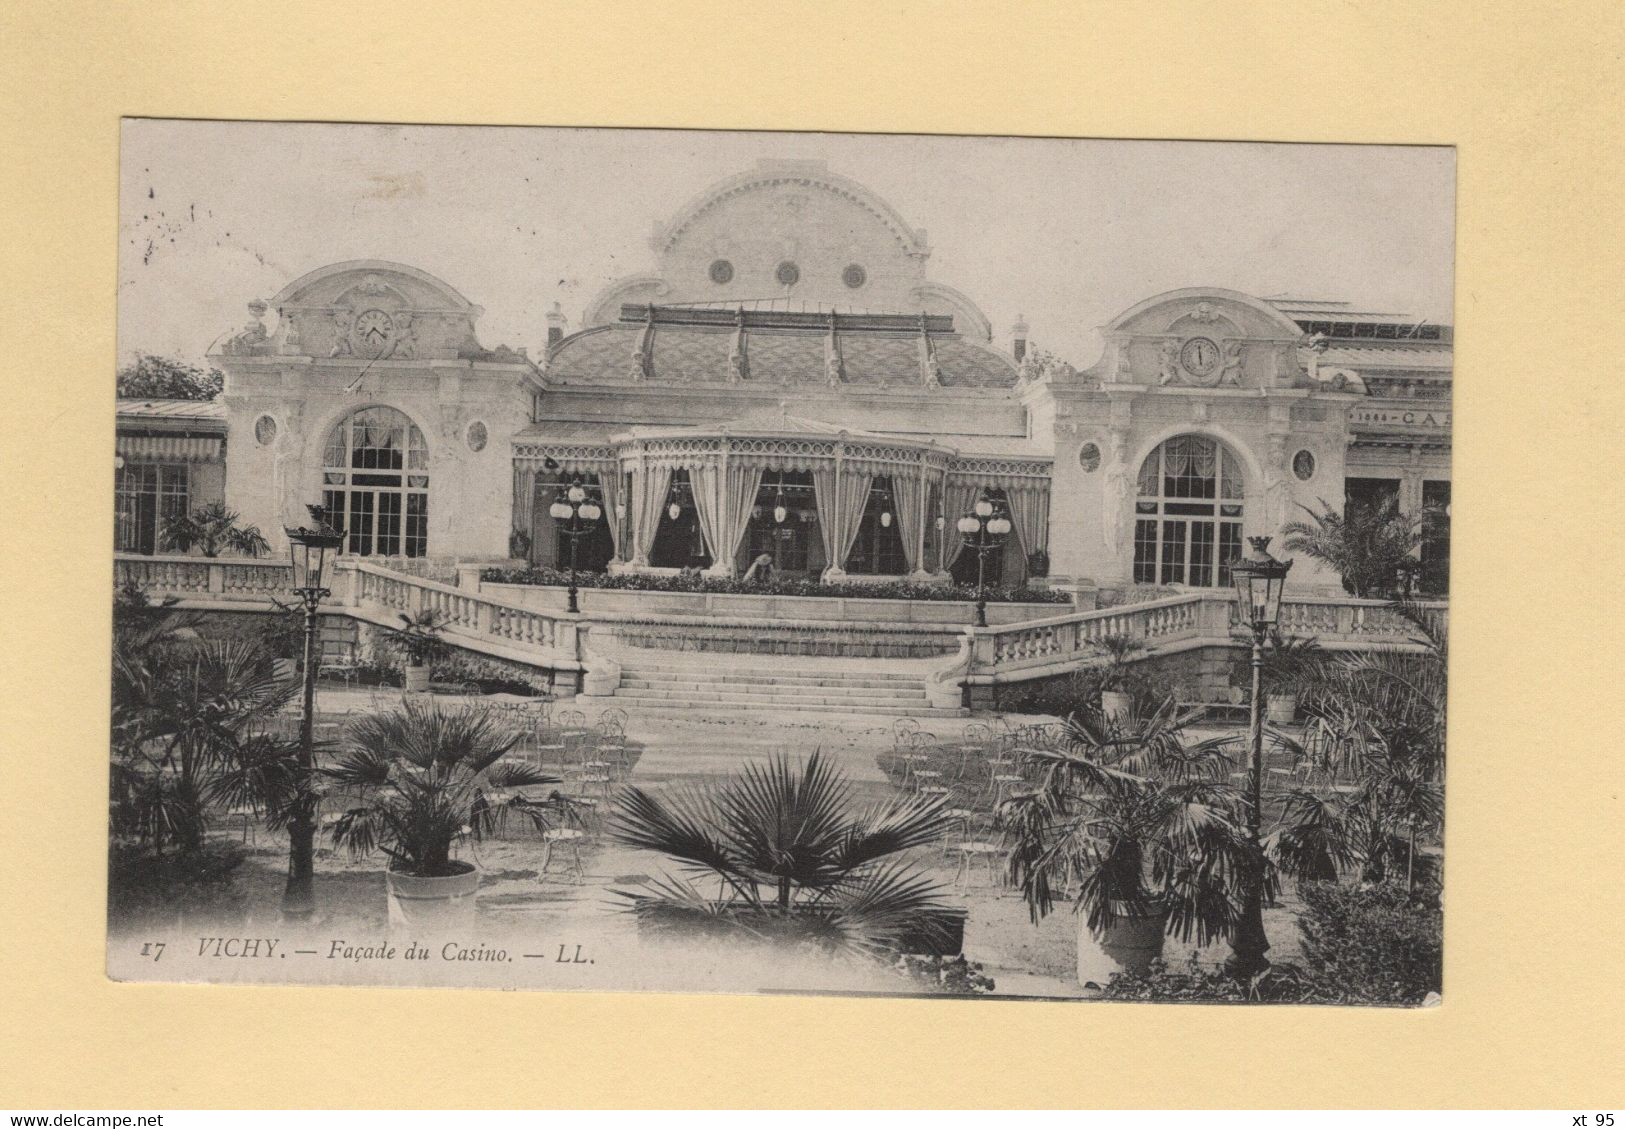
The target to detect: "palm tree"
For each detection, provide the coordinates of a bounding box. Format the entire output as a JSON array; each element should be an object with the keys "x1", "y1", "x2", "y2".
[
  {"x1": 1280, "y1": 496, "x2": 1425, "y2": 598},
  {"x1": 1004, "y1": 703, "x2": 1254, "y2": 948},
  {"x1": 160, "y1": 502, "x2": 272, "y2": 558},
  {"x1": 325, "y1": 699, "x2": 567, "y2": 877},
  {"x1": 608, "y1": 751, "x2": 956, "y2": 956}
]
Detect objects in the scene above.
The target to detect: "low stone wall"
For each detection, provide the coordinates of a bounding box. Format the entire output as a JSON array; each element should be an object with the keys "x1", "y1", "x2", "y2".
[
  {"x1": 600, "y1": 622, "x2": 956, "y2": 659},
  {"x1": 478, "y1": 579, "x2": 1059, "y2": 627},
  {"x1": 993, "y1": 645, "x2": 1240, "y2": 714}
]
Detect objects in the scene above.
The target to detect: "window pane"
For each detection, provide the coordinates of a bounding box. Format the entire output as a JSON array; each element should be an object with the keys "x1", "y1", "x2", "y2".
[
  {"x1": 376, "y1": 491, "x2": 402, "y2": 556},
  {"x1": 1189, "y1": 521, "x2": 1214, "y2": 587},
  {"x1": 1133, "y1": 520, "x2": 1158, "y2": 583},
  {"x1": 1160, "y1": 520, "x2": 1187, "y2": 584},
  {"x1": 405, "y1": 494, "x2": 428, "y2": 558},
  {"x1": 1218, "y1": 522, "x2": 1243, "y2": 587},
  {"x1": 348, "y1": 491, "x2": 375, "y2": 555}
]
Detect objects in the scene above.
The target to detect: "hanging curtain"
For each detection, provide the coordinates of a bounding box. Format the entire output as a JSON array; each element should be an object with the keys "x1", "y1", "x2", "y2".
[
  {"x1": 511, "y1": 466, "x2": 538, "y2": 558},
  {"x1": 688, "y1": 463, "x2": 726, "y2": 569},
  {"x1": 721, "y1": 464, "x2": 765, "y2": 571},
  {"x1": 834, "y1": 471, "x2": 874, "y2": 572},
  {"x1": 894, "y1": 472, "x2": 922, "y2": 573},
  {"x1": 632, "y1": 465, "x2": 673, "y2": 566},
  {"x1": 597, "y1": 470, "x2": 623, "y2": 561},
  {"x1": 1007, "y1": 483, "x2": 1051, "y2": 557},
  {"x1": 813, "y1": 465, "x2": 841, "y2": 570},
  {"x1": 943, "y1": 478, "x2": 980, "y2": 566}
]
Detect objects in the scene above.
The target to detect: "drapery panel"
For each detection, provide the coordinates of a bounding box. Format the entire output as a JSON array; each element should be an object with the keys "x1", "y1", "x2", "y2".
[
  {"x1": 834, "y1": 471, "x2": 874, "y2": 572},
  {"x1": 598, "y1": 470, "x2": 624, "y2": 561},
  {"x1": 688, "y1": 464, "x2": 726, "y2": 569},
  {"x1": 813, "y1": 466, "x2": 841, "y2": 572},
  {"x1": 721, "y1": 464, "x2": 765, "y2": 571},
  {"x1": 512, "y1": 466, "x2": 539, "y2": 557},
  {"x1": 942, "y1": 479, "x2": 980, "y2": 566},
  {"x1": 894, "y1": 472, "x2": 923, "y2": 573},
  {"x1": 631, "y1": 466, "x2": 673, "y2": 566},
  {"x1": 1007, "y1": 484, "x2": 1051, "y2": 557}
]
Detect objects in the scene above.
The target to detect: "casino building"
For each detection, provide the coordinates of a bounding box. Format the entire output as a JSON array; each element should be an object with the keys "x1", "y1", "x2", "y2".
[{"x1": 183, "y1": 158, "x2": 1450, "y2": 603}]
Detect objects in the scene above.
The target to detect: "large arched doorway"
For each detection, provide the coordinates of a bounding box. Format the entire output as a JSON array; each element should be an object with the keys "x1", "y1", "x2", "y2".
[
  {"x1": 321, "y1": 406, "x2": 430, "y2": 558},
  {"x1": 1131, "y1": 435, "x2": 1245, "y2": 587}
]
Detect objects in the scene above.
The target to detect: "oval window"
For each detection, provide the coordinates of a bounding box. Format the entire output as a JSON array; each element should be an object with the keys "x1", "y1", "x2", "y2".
[
  {"x1": 775, "y1": 261, "x2": 800, "y2": 287},
  {"x1": 1079, "y1": 442, "x2": 1102, "y2": 473},
  {"x1": 253, "y1": 414, "x2": 277, "y2": 446},
  {"x1": 843, "y1": 264, "x2": 867, "y2": 289},
  {"x1": 709, "y1": 259, "x2": 734, "y2": 284},
  {"x1": 1293, "y1": 449, "x2": 1316, "y2": 481},
  {"x1": 467, "y1": 421, "x2": 488, "y2": 452}
]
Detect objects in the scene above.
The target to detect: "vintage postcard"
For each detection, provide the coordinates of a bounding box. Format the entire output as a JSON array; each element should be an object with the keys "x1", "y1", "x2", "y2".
[{"x1": 109, "y1": 121, "x2": 1452, "y2": 1002}]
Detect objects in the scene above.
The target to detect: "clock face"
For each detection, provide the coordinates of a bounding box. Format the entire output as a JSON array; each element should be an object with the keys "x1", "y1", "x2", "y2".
[
  {"x1": 353, "y1": 309, "x2": 394, "y2": 356},
  {"x1": 1180, "y1": 336, "x2": 1220, "y2": 377}
]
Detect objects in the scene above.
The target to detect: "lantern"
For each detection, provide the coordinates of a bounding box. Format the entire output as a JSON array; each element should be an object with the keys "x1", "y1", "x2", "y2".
[
  {"x1": 880, "y1": 510, "x2": 893, "y2": 528},
  {"x1": 956, "y1": 515, "x2": 980, "y2": 536},
  {"x1": 974, "y1": 498, "x2": 994, "y2": 518},
  {"x1": 1229, "y1": 535, "x2": 1292, "y2": 630},
  {"x1": 567, "y1": 483, "x2": 586, "y2": 504},
  {"x1": 668, "y1": 501, "x2": 682, "y2": 522},
  {"x1": 579, "y1": 499, "x2": 602, "y2": 522},
  {"x1": 548, "y1": 499, "x2": 572, "y2": 520},
  {"x1": 285, "y1": 505, "x2": 346, "y2": 594},
  {"x1": 988, "y1": 515, "x2": 1011, "y2": 536}
]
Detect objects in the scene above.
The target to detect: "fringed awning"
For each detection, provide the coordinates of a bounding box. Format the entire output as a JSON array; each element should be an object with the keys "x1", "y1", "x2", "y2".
[{"x1": 116, "y1": 435, "x2": 223, "y2": 463}]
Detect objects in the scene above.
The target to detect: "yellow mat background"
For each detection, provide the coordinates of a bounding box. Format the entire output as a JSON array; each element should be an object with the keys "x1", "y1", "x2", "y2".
[{"x1": 1, "y1": 0, "x2": 1621, "y2": 1109}]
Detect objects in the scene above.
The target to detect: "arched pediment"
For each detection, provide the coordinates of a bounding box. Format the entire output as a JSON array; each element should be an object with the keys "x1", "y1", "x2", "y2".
[
  {"x1": 653, "y1": 160, "x2": 931, "y2": 260},
  {"x1": 270, "y1": 260, "x2": 480, "y2": 313},
  {"x1": 1105, "y1": 287, "x2": 1304, "y2": 340}
]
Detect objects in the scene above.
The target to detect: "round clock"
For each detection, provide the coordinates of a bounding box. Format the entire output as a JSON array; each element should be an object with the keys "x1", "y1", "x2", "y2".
[
  {"x1": 1180, "y1": 336, "x2": 1220, "y2": 378},
  {"x1": 353, "y1": 308, "x2": 395, "y2": 357}
]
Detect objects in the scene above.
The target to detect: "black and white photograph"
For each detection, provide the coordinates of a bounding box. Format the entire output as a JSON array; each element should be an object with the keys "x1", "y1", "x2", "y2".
[{"x1": 109, "y1": 121, "x2": 1453, "y2": 1004}]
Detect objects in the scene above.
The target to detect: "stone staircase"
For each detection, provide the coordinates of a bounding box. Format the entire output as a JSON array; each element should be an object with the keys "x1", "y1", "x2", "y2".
[{"x1": 599, "y1": 653, "x2": 966, "y2": 719}]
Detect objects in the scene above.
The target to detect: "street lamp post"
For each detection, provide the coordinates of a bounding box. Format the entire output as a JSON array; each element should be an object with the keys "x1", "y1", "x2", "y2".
[
  {"x1": 549, "y1": 478, "x2": 602, "y2": 614},
  {"x1": 281, "y1": 504, "x2": 346, "y2": 920},
  {"x1": 956, "y1": 491, "x2": 1012, "y2": 628},
  {"x1": 1226, "y1": 534, "x2": 1293, "y2": 979}
]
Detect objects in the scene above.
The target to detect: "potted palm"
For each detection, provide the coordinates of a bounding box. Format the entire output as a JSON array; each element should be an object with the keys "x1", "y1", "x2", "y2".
[
  {"x1": 385, "y1": 609, "x2": 448, "y2": 693},
  {"x1": 608, "y1": 751, "x2": 961, "y2": 960},
  {"x1": 159, "y1": 501, "x2": 272, "y2": 557},
  {"x1": 1004, "y1": 702, "x2": 1250, "y2": 989},
  {"x1": 1258, "y1": 630, "x2": 1323, "y2": 726},
  {"x1": 1092, "y1": 632, "x2": 1147, "y2": 719},
  {"x1": 325, "y1": 699, "x2": 569, "y2": 930}
]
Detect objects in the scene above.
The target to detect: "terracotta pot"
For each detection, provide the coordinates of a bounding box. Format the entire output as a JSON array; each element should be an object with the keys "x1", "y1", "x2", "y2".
[
  {"x1": 386, "y1": 861, "x2": 480, "y2": 933},
  {"x1": 403, "y1": 663, "x2": 431, "y2": 693},
  {"x1": 1077, "y1": 903, "x2": 1168, "y2": 989},
  {"x1": 1100, "y1": 689, "x2": 1134, "y2": 720},
  {"x1": 1266, "y1": 693, "x2": 1298, "y2": 726}
]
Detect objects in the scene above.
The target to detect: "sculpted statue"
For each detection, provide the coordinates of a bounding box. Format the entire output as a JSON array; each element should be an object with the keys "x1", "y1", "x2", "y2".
[
  {"x1": 1296, "y1": 332, "x2": 1327, "y2": 381},
  {"x1": 392, "y1": 313, "x2": 417, "y2": 360},
  {"x1": 329, "y1": 310, "x2": 353, "y2": 357},
  {"x1": 1103, "y1": 431, "x2": 1132, "y2": 557},
  {"x1": 1218, "y1": 339, "x2": 1245, "y2": 386},
  {"x1": 221, "y1": 299, "x2": 270, "y2": 355},
  {"x1": 1158, "y1": 338, "x2": 1181, "y2": 385}
]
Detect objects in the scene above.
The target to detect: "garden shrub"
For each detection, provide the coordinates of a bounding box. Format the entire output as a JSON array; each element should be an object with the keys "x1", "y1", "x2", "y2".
[
  {"x1": 1295, "y1": 881, "x2": 1442, "y2": 1005},
  {"x1": 430, "y1": 651, "x2": 552, "y2": 695},
  {"x1": 481, "y1": 566, "x2": 1068, "y2": 605},
  {"x1": 1097, "y1": 957, "x2": 1312, "y2": 1004},
  {"x1": 107, "y1": 840, "x2": 246, "y2": 925},
  {"x1": 892, "y1": 953, "x2": 996, "y2": 995}
]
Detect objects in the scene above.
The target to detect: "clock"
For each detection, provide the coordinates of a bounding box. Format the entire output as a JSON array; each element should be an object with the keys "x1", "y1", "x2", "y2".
[
  {"x1": 353, "y1": 308, "x2": 395, "y2": 357},
  {"x1": 1180, "y1": 336, "x2": 1220, "y2": 378}
]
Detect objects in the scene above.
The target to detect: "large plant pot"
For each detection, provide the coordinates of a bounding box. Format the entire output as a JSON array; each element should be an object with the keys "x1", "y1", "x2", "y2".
[
  {"x1": 1266, "y1": 693, "x2": 1298, "y2": 726},
  {"x1": 402, "y1": 663, "x2": 431, "y2": 693},
  {"x1": 1077, "y1": 904, "x2": 1168, "y2": 989},
  {"x1": 1100, "y1": 689, "x2": 1134, "y2": 720},
  {"x1": 385, "y1": 862, "x2": 480, "y2": 932}
]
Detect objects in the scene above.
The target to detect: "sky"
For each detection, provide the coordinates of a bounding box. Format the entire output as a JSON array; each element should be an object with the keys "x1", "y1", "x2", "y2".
[{"x1": 118, "y1": 121, "x2": 1455, "y2": 371}]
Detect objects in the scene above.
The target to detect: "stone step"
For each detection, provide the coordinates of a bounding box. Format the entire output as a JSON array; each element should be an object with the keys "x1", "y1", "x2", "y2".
[
  {"x1": 610, "y1": 686, "x2": 931, "y2": 706},
  {"x1": 612, "y1": 660, "x2": 929, "y2": 684},
  {"x1": 606, "y1": 692, "x2": 964, "y2": 719},
  {"x1": 619, "y1": 677, "x2": 928, "y2": 700}
]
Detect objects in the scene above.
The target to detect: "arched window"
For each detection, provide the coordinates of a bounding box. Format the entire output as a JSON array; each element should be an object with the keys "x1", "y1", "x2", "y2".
[
  {"x1": 321, "y1": 406, "x2": 429, "y2": 557},
  {"x1": 1131, "y1": 435, "x2": 1244, "y2": 588}
]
